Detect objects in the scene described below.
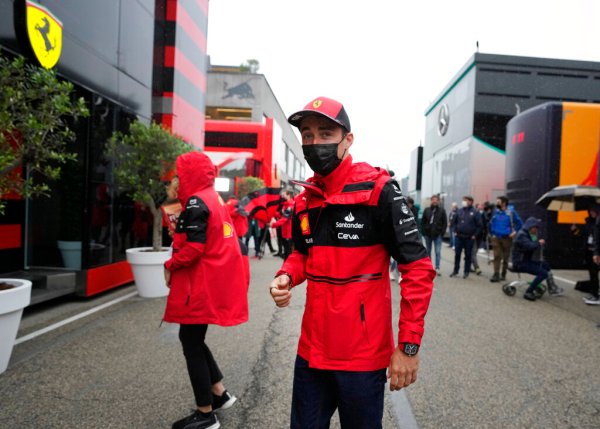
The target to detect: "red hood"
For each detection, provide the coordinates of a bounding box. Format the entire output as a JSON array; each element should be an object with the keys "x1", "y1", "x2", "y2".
[{"x1": 176, "y1": 152, "x2": 215, "y2": 202}]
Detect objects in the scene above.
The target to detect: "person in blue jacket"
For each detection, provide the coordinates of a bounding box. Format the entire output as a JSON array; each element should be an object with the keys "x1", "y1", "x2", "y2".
[
  {"x1": 512, "y1": 217, "x2": 564, "y2": 301},
  {"x1": 489, "y1": 196, "x2": 523, "y2": 282},
  {"x1": 450, "y1": 195, "x2": 482, "y2": 279}
]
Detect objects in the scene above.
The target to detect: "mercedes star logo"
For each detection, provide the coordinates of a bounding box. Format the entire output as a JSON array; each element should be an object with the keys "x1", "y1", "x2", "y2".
[{"x1": 438, "y1": 103, "x2": 450, "y2": 136}]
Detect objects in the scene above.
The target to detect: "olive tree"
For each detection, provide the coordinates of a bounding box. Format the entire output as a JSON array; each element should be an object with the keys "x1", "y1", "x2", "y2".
[
  {"x1": 0, "y1": 53, "x2": 88, "y2": 214},
  {"x1": 105, "y1": 120, "x2": 192, "y2": 251}
]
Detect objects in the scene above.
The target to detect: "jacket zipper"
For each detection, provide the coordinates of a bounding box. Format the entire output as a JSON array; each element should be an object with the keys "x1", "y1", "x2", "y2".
[{"x1": 360, "y1": 299, "x2": 369, "y2": 343}]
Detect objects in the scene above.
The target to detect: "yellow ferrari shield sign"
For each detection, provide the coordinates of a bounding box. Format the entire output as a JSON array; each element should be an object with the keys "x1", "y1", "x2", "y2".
[{"x1": 26, "y1": 0, "x2": 62, "y2": 69}]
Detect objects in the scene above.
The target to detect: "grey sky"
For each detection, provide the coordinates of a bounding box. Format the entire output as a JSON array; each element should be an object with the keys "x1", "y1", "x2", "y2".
[{"x1": 207, "y1": 0, "x2": 600, "y2": 178}]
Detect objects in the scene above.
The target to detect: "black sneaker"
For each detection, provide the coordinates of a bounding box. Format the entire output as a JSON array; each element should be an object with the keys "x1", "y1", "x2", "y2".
[
  {"x1": 449, "y1": 272, "x2": 458, "y2": 278},
  {"x1": 490, "y1": 273, "x2": 500, "y2": 283},
  {"x1": 463, "y1": 273, "x2": 469, "y2": 279},
  {"x1": 523, "y1": 291, "x2": 537, "y2": 301},
  {"x1": 172, "y1": 410, "x2": 220, "y2": 429},
  {"x1": 212, "y1": 390, "x2": 237, "y2": 412}
]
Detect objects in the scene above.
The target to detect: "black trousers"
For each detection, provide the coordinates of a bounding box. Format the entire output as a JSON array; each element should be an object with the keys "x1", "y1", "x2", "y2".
[
  {"x1": 179, "y1": 324, "x2": 223, "y2": 407},
  {"x1": 585, "y1": 249, "x2": 600, "y2": 298}
]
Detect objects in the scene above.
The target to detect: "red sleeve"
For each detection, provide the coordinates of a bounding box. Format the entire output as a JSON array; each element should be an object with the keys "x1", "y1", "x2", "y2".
[
  {"x1": 396, "y1": 257, "x2": 435, "y2": 345},
  {"x1": 165, "y1": 242, "x2": 204, "y2": 271},
  {"x1": 272, "y1": 216, "x2": 288, "y2": 229},
  {"x1": 277, "y1": 250, "x2": 307, "y2": 287}
]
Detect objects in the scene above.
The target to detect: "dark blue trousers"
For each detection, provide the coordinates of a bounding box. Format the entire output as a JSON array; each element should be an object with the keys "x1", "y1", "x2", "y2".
[
  {"x1": 291, "y1": 355, "x2": 386, "y2": 429},
  {"x1": 514, "y1": 260, "x2": 550, "y2": 293},
  {"x1": 453, "y1": 235, "x2": 473, "y2": 275}
]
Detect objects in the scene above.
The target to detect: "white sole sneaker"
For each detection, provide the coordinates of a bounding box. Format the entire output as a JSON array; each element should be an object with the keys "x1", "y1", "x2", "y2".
[{"x1": 221, "y1": 394, "x2": 237, "y2": 410}]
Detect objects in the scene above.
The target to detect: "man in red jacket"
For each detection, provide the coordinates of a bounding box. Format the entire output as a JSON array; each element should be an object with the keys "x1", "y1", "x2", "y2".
[
  {"x1": 164, "y1": 151, "x2": 248, "y2": 429},
  {"x1": 269, "y1": 96, "x2": 435, "y2": 429}
]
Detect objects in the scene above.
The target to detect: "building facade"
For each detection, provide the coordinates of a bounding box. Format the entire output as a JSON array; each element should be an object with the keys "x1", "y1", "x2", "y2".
[
  {"x1": 0, "y1": 0, "x2": 208, "y2": 303},
  {"x1": 205, "y1": 66, "x2": 304, "y2": 194},
  {"x1": 419, "y1": 52, "x2": 600, "y2": 210}
]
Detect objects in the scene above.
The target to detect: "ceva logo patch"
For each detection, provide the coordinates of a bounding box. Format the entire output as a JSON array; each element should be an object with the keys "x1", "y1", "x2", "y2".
[{"x1": 26, "y1": 0, "x2": 63, "y2": 69}]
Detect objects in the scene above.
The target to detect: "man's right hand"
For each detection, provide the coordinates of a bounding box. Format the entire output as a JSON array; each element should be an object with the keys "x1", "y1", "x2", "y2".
[
  {"x1": 269, "y1": 275, "x2": 292, "y2": 307},
  {"x1": 539, "y1": 239, "x2": 546, "y2": 246},
  {"x1": 593, "y1": 255, "x2": 600, "y2": 265}
]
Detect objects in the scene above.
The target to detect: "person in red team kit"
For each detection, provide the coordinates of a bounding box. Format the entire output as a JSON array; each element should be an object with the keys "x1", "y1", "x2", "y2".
[
  {"x1": 164, "y1": 151, "x2": 248, "y2": 429},
  {"x1": 269, "y1": 96, "x2": 435, "y2": 429}
]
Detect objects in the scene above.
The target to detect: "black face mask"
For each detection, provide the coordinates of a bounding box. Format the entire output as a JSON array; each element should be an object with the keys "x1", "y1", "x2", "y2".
[
  {"x1": 303, "y1": 139, "x2": 346, "y2": 176},
  {"x1": 496, "y1": 204, "x2": 502, "y2": 210}
]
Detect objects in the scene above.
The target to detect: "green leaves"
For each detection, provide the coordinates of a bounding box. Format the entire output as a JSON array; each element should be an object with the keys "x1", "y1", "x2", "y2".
[
  {"x1": 105, "y1": 120, "x2": 193, "y2": 251},
  {"x1": 0, "y1": 52, "x2": 89, "y2": 214}
]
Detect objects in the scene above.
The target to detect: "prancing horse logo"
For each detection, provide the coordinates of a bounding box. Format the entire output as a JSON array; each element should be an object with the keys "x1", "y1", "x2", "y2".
[{"x1": 26, "y1": 1, "x2": 63, "y2": 69}]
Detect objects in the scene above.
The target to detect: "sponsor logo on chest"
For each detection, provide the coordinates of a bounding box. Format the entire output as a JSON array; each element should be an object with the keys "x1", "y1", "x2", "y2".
[{"x1": 335, "y1": 212, "x2": 364, "y2": 229}]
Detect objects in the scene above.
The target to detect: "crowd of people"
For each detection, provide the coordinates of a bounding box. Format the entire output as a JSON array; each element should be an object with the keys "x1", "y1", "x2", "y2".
[{"x1": 415, "y1": 193, "x2": 600, "y2": 304}]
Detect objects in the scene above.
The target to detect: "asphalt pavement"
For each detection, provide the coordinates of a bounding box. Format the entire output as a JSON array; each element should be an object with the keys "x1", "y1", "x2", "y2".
[{"x1": 0, "y1": 246, "x2": 599, "y2": 429}]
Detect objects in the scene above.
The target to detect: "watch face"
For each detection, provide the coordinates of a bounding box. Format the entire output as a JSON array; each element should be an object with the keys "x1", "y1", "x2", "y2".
[{"x1": 404, "y1": 343, "x2": 419, "y2": 356}]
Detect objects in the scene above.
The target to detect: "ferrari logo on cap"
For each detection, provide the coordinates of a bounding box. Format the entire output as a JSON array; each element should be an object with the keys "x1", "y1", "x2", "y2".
[
  {"x1": 26, "y1": 0, "x2": 62, "y2": 69},
  {"x1": 312, "y1": 100, "x2": 322, "y2": 109}
]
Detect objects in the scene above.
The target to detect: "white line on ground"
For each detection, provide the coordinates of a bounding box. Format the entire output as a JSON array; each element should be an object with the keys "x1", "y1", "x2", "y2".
[
  {"x1": 553, "y1": 276, "x2": 576, "y2": 286},
  {"x1": 14, "y1": 291, "x2": 138, "y2": 345},
  {"x1": 391, "y1": 389, "x2": 420, "y2": 429}
]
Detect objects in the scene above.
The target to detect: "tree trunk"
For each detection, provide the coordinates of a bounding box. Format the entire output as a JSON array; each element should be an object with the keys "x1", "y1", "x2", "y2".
[{"x1": 149, "y1": 201, "x2": 163, "y2": 252}]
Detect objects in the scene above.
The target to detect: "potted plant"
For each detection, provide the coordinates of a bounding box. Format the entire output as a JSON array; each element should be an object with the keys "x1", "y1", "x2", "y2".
[
  {"x1": 56, "y1": 157, "x2": 85, "y2": 269},
  {"x1": 0, "y1": 53, "x2": 87, "y2": 372},
  {"x1": 105, "y1": 120, "x2": 191, "y2": 298},
  {"x1": 0, "y1": 279, "x2": 32, "y2": 374}
]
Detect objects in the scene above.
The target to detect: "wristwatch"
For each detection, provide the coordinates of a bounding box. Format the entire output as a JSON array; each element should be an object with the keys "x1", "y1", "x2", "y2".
[{"x1": 401, "y1": 343, "x2": 419, "y2": 356}]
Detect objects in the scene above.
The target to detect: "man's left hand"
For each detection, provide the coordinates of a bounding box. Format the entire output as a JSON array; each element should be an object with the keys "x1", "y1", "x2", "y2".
[
  {"x1": 164, "y1": 268, "x2": 171, "y2": 288},
  {"x1": 388, "y1": 347, "x2": 419, "y2": 391}
]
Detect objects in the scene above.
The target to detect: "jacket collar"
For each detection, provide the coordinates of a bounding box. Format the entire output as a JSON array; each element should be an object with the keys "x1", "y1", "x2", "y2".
[{"x1": 312, "y1": 155, "x2": 353, "y2": 197}]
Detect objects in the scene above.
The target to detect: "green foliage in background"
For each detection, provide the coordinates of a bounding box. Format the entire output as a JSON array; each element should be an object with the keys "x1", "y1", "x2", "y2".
[
  {"x1": 236, "y1": 176, "x2": 265, "y2": 199},
  {"x1": 0, "y1": 53, "x2": 89, "y2": 214},
  {"x1": 105, "y1": 120, "x2": 192, "y2": 251}
]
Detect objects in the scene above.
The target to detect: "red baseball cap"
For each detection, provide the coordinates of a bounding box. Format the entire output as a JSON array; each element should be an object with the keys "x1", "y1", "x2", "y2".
[{"x1": 288, "y1": 96, "x2": 351, "y2": 132}]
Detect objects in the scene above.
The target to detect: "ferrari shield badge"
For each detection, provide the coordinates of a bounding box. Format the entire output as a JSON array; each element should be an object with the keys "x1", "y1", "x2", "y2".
[{"x1": 26, "y1": 0, "x2": 63, "y2": 69}]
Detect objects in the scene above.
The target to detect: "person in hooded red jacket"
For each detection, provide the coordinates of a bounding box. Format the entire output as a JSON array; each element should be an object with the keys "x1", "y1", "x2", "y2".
[
  {"x1": 269, "y1": 97, "x2": 435, "y2": 429},
  {"x1": 226, "y1": 197, "x2": 250, "y2": 289},
  {"x1": 271, "y1": 189, "x2": 295, "y2": 260},
  {"x1": 164, "y1": 151, "x2": 248, "y2": 429}
]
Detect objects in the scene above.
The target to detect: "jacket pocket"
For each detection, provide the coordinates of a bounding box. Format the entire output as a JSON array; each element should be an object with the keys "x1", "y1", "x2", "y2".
[{"x1": 323, "y1": 295, "x2": 365, "y2": 360}]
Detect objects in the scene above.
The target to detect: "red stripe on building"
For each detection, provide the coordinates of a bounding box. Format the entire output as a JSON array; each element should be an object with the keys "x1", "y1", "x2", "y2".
[
  {"x1": 195, "y1": 0, "x2": 208, "y2": 16},
  {"x1": 164, "y1": 46, "x2": 206, "y2": 91},
  {"x1": 165, "y1": 1, "x2": 207, "y2": 53},
  {"x1": 166, "y1": 0, "x2": 177, "y2": 20},
  {"x1": 86, "y1": 261, "x2": 133, "y2": 296},
  {"x1": 0, "y1": 224, "x2": 21, "y2": 249},
  {"x1": 161, "y1": 92, "x2": 205, "y2": 148}
]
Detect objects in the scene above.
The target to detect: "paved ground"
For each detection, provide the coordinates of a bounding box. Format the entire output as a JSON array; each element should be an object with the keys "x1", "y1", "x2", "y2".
[{"x1": 0, "y1": 246, "x2": 599, "y2": 428}]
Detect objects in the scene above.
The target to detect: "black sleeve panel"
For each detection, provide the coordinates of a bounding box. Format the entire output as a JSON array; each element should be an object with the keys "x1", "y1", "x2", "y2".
[
  {"x1": 377, "y1": 180, "x2": 428, "y2": 264},
  {"x1": 180, "y1": 196, "x2": 209, "y2": 244}
]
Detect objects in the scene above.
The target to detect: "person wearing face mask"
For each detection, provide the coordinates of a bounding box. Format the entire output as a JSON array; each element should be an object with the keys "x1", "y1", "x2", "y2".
[
  {"x1": 449, "y1": 195, "x2": 482, "y2": 279},
  {"x1": 268, "y1": 96, "x2": 435, "y2": 429},
  {"x1": 512, "y1": 217, "x2": 564, "y2": 301},
  {"x1": 489, "y1": 196, "x2": 523, "y2": 283}
]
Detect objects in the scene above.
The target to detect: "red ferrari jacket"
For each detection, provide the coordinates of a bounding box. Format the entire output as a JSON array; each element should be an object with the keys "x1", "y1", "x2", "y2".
[
  {"x1": 278, "y1": 155, "x2": 434, "y2": 371},
  {"x1": 164, "y1": 152, "x2": 248, "y2": 326},
  {"x1": 272, "y1": 199, "x2": 294, "y2": 239}
]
